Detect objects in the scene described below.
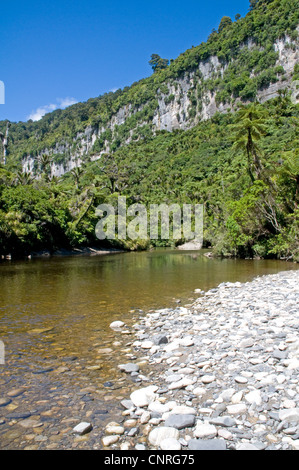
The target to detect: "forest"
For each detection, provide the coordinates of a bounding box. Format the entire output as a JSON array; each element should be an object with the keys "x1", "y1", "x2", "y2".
[
  {"x1": 0, "y1": 0, "x2": 298, "y2": 260},
  {"x1": 0, "y1": 96, "x2": 298, "y2": 260}
]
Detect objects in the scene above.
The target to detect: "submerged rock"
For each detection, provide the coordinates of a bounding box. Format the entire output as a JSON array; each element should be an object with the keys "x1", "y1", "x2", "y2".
[
  {"x1": 73, "y1": 422, "x2": 93, "y2": 435},
  {"x1": 118, "y1": 363, "x2": 140, "y2": 374},
  {"x1": 110, "y1": 321, "x2": 125, "y2": 329}
]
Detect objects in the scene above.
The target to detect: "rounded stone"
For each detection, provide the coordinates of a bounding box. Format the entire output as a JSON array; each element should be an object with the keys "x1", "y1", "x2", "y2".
[
  {"x1": 105, "y1": 422, "x2": 125, "y2": 435},
  {"x1": 118, "y1": 363, "x2": 140, "y2": 373},
  {"x1": 102, "y1": 435, "x2": 119, "y2": 447},
  {"x1": 160, "y1": 438, "x2": 181, "y2": 450},
  {"x1": 244, "y1": 390, "x2": 262, "y2": 406},
  {"x1": 110, "y1": 321, "x2": 125, "y2": 329},
  {"x1": 0, "y1": 398, "x2": 12, "y2": 407},
  {"x1": 141, "y1": 341, "x2": 154, "y2": 349},
  {"x1": 188, "y1": 439, "x2": 227, "y2": 451},
  {"x1": 194, "y1": 423, "x2": 217, "y2": 439},
  {"x1": 201, "y1": 375, "x2": 216, "y2": 384},
  {"x1": 234, "y1": 376, "x2": 248, "y2": 384},
  {"x1": 226, "y1": 404, "x2": 247, "y2": 415},
  {"x1": 130, "y1": 386, "x2": 158, "y2": 408},
  {"x1": 73, "y1": 422, "x2": 93, "y2": 435},
  {"x1": 164, "y1": 414, "x2": 196, "y2": 430},
  {"x1": 148, "y1": 427, "x2": 179, "y2": 447}
]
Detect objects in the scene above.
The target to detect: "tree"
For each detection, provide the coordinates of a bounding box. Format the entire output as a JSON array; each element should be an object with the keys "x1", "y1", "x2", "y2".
[
  {"x1": 280, "y1": 150, "x2": 299, "y2": 210},
  {"x1": 249, "y1": 0, "x2": 273, "y2": 10},
  {"x1": 38, "y1": 154, "x2": 52, "y2": 181},
  {"x1": 99, "y1": 154, "x2": 131, "y2": 194},
  {"x1": 218, "y1": 16, "x2": 233, "y2": 33},
  {"x1": 231, "y1": 103, "x2": 268, "y2": 182},
  {"x1": 249, "y1": 0, "x2": 260, "y2": 9},
  {"x1": 149, "y1": 54, "x2": 169, "y2": 73},
  {"x1": 71, "y1": 166, "x2": 85, "y2": 190},
  {"x1": 15, "y1": 171, "x2": 34, "y2": 186}
]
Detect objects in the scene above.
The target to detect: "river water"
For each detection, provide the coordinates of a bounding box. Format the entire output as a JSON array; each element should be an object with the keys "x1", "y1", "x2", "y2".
[{"x1": 0, "y1": 249, "x2": 298, "y2": 449}]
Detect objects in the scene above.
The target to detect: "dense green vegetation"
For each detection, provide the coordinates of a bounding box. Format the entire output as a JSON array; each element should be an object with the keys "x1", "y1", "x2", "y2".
[
  {"x1": 1, "y1": 0, "x2": 298, "y2": 166},
  {"x1": 149, "y1": 54, "x2": 170, "y2": 73},
  {"x1": 0, "y1": 96, "x2": 298, "y2": 260},
  {"x1": 0, "y1": 0, "x2": 298, "y2": 260}
]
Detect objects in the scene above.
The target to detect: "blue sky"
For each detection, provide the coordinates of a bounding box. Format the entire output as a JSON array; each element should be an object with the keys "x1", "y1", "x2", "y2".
[{"x1": 0, "y1": 0, "x2": 251, "y2": 123}]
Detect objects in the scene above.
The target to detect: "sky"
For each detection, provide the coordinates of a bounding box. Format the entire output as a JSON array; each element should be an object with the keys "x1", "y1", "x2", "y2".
[{"x1": 0, "y1": 0, "x2": 251, "y2": 123}]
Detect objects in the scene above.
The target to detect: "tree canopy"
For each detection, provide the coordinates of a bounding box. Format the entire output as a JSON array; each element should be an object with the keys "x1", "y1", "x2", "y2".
[
  {"x1": 149, "y1": 54, "x2": 170, "y2": 73},
  {"x1": 0, "y1": 0, "x2": 298, "y2": 261},
  {"x1": 218, "y1": 16, "x2": 233, "y2": 33}
]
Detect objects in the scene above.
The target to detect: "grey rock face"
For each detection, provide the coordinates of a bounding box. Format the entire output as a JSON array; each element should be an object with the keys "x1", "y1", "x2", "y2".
[{"x1": 22, "y1": 35, "x2": 298, "y2": 178}]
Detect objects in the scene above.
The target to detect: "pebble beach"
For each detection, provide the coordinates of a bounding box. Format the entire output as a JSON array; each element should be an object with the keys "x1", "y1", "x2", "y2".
[
  {"x1": 101, "y1": 269, "x2": 299, "y2": 451},
  {"x1": 1, "y1": 268, "x2": 299, "y2": 451}
]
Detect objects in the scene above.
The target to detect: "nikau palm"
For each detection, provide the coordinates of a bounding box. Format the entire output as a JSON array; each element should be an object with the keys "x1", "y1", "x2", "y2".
[
  {"x1": 232, "y1": 103, "x2": 268, "y2": 183},
  {"x1": 15, "y1": 171, "x2": 34, "y2": 186},
  {"x1": 281, "y1": 149, "x2": 299, "y2": 209}
]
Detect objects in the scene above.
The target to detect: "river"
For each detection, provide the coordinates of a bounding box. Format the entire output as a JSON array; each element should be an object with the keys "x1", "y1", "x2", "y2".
[{"x1": 0, "y1": 249, "x2": 298, "y2": 449}]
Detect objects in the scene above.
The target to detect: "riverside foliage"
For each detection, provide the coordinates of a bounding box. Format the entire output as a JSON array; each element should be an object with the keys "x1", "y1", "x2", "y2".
[
  {"x1": 0, "y1": 0, "x2": 298, "y2": 260},
  {"x1": 0, "y1": 97, "x2": 298, "y2": 260}
]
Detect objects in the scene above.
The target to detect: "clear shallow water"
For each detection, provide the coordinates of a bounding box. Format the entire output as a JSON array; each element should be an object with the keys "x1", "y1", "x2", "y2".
[{"x1": 0, "y1": 249, "x2": 298, "y2": 449}]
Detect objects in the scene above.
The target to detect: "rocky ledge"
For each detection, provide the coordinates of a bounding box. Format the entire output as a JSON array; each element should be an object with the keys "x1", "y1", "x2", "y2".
[{"x1": 103, "y1": 269, "x2": 299, "y2": 451}]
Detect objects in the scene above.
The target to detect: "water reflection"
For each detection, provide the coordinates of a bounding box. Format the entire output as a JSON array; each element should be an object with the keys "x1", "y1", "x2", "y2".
[
  {"x1": 0, "y1": 249, "x2": 298, "y2": 449},
  {"x1": 1, "y1": 249, "x2": 298, "y2": 329}
]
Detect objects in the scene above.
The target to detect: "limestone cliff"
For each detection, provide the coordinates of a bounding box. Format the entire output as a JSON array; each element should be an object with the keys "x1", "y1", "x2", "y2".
[{"x1": 22, "y1": 33, "x2": 298, "y2": 177}]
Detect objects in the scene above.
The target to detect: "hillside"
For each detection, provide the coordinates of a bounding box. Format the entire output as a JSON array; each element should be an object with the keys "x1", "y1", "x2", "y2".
[
  {"x1": 1, "y1": 0, "x2": 298, "y2": 176},
  {"x1": 0, "y1": 0, "x2": 298, "y2": 260}
]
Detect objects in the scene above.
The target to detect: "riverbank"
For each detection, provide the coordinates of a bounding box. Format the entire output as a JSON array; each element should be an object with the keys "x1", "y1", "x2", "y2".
[
  {"x1": 32, "y1": 246, "x2": 125, "y2": 258},
  {"x1": 0, "y1": 246, "x2": 125, "y2": 260},
  {"x1": 101, "y1": 269, "x2": 299, "y2": 450}
]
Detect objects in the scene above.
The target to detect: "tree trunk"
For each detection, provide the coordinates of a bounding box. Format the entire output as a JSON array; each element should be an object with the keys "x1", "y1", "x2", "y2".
[
  {"x1": 248, "y1": 128, "x2": 262, "y2": 180},
  {"x1": 246, "y1": 142, "x2": 255, "y2": 183},
  {"x1": 295, "y1": 174, "x2": 299, "y2": 210}
]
